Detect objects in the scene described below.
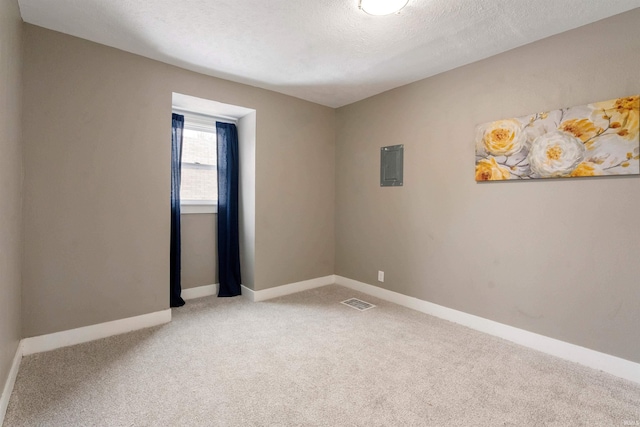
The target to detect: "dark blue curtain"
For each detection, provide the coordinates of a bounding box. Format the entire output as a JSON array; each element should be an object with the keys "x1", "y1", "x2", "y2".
[
  {"x1": 216, "y1": 122, "x2": 242, "y2": 297},
  {"x1": 170, "y1": 113, "x2": 186, "y2": 307}
]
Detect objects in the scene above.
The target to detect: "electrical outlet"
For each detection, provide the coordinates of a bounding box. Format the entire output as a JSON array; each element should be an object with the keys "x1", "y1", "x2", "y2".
[{"x1": 378, "y1": 271, "x2": 384, "y2": 282}]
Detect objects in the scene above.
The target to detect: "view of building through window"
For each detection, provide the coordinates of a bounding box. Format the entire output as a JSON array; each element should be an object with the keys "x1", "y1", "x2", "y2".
[{"x1": 180, "y1": 127, "x2": 217, "y2": 204}]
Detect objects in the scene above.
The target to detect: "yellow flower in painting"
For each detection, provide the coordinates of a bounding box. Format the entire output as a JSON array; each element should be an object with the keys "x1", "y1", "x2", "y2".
[
  {"x1": 476, "y1": 119, "x2": 525, "y2": 157},
  {"x1": 559, "y1": 118, "x2": 602, "y2": 144},
  {"x1": 528, "y1": 131, "x2": 585, "y2": 178},
  {"x1": 475, "y1": 157, "x2": 510, "y2": 181},
  {"x1": 613, "y1": 96, "x2": 639, "y2": 113},
  {"x1": 592, "y1": 95, "x2": 639, "y2": 141},
  {"x1": 569, "y1": 162, "x2": 602, "y2": 177}
]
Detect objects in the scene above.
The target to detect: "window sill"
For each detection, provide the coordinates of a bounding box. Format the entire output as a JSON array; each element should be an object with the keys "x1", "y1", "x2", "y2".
[{"x1": 181, "y1": 204, "x2": 217, "y2": 214}]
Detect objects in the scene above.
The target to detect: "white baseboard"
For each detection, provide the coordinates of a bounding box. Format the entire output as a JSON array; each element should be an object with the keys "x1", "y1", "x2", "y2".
[
  {"x1": 242, "y1": 275, "x2": 335, "y2": 302},
  {"x1": 182, "y1": 284, "x2": 218, "y2": 300},
  {"x1": 21, "y1": 309, "x2": 172, "y2": 356},
  {"x1": 0, "y1": 341, "x2": 23, "y2": 426},
  {"x1": 4, "y1": 272, "x2": 637, "y2": 427},
  {"x1": 335, "y1": 275, "x2": 640, "y2": 385},
  {"x1": 240, "y1": 285, "x2": 256, "y2": 301}
]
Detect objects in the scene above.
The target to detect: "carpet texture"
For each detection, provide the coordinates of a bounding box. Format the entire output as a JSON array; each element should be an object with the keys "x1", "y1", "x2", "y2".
[{"x1": 5, "y1": 285, "x2": 640, "y2": 426}]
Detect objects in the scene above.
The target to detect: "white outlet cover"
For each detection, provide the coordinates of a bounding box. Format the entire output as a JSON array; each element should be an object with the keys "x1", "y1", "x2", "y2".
[{"x1": 378, "y1": 271, "x2": 384, "y2": 282}]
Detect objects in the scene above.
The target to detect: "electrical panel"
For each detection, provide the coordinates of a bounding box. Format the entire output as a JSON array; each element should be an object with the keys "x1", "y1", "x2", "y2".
[{"x1": 380, "y1": 144, "x2": 404, "y2": 187}]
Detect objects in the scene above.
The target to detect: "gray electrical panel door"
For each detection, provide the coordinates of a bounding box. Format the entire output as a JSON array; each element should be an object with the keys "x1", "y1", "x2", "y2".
[{"x1": 380, "y1": 144, "x2": 404, "y2": 187}]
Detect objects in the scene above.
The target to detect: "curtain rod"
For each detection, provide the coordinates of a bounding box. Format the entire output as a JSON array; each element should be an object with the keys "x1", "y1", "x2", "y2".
[{"x1": 171, "y1": 106, "x2": 238, "y2": 123}]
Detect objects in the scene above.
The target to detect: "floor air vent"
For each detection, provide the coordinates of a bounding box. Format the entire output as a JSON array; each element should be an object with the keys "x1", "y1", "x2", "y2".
[{"x1": 341, "y1": 298, "x2": 376, "y2": 311}]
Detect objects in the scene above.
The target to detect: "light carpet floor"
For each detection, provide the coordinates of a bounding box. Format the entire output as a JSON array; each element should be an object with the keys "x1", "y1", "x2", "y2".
[{"x1": 5, "y1": 285, "x2": 640, "y2": 426}]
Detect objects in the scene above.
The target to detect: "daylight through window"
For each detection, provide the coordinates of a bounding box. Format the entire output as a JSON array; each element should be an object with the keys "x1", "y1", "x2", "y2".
[
  {"x1": 181, "y1": 127, "x2": 216, "y2": 204},
  {"x1": 177, "y1": 112, "x2": 220, "y2": 212}
]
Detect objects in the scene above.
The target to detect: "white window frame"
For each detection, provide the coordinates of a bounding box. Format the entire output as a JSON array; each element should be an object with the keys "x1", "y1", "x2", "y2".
[{"x1": 174, "y1": 108, "x2": 236, "y2": 215}]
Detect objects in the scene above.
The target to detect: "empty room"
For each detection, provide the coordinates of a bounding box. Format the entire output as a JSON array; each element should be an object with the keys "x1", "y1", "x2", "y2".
[{"x1": 1, "y1": 0, "x2": 639, "y2": 425}]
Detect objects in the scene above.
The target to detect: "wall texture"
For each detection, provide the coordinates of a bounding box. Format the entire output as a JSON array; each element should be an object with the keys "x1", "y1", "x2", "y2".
[
  {"x1": 0, "y1": 0, "x2": 23, "y2": 394},
  {"x1": 180, "y1": 214, "x2": 217, "y2": 289},
  {"x1": 22, "y1": 25, "x2": 335, "y2": 337},
  {"x1": 335, "y1": 9, "x2": 640, "y2": 363},
  {"x1": 238, "y1": 112, "x2": 257, "y2": 290},
  {"x1": 17, "y1": 4, "x2": 636, "y2": 365}
]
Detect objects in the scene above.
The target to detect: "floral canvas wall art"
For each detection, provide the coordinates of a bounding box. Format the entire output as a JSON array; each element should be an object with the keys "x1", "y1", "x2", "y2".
[{"x1": 475, "y1": 95, "x2": 639, "y2": 181}]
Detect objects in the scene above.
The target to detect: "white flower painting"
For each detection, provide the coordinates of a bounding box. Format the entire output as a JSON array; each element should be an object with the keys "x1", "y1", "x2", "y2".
[{"x1": 475, "y1": 95, "x2": 640, "y2": 181}]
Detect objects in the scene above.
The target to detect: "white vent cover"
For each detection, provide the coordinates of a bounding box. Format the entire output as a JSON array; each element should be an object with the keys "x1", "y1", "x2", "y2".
[{"x1": 341, "y1": 298, "x2": 376, "y2": 311}]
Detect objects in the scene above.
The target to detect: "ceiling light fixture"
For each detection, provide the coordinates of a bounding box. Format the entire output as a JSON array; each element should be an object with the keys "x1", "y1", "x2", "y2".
[{"x1": 359, "y1": 0, "x2": 409, "y2": 16}]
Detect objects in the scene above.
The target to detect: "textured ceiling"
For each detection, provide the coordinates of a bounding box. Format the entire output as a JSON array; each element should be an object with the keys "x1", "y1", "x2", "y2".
[{"x1": 17, "y1": 0, "x2": 640, "y2": 107}]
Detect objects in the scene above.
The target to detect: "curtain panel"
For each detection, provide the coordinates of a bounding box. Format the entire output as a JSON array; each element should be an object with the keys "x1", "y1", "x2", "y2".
[
  {"x1": 170, "y1": 113, "x2": 186, "y2": 307},
  {"x1": 216, "y1": 122, "x2": 242, "y2": 297}
]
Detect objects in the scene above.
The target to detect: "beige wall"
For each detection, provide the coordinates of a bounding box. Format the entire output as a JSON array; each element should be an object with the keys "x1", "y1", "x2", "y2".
[
  {"x1": 22, "y1": 25, "x2": 335, "y2": 337},
  {"x1": 238, "y1": 112, "x2": 257, "y2": 289},
  {"x1": 253, "y1": 96, "x2": 335, "y2": 290},
  {"x1": 335, "y1": 10, "x2": 640, "y2": 363},
  {"x1": 0, "y1": 0, "x2": 23, "y2": 394},
  {"x1": 16, "y1": 5, "x2": 637, "y2": 365},
  {"x1": 180, "y1": 214, "x2": 217, "y2": 289}
]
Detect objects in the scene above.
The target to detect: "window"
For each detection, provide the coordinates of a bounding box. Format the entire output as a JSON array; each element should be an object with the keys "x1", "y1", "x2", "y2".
[{"x1": 177, "y1": 111, "x2": 220, "y2": 214}]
